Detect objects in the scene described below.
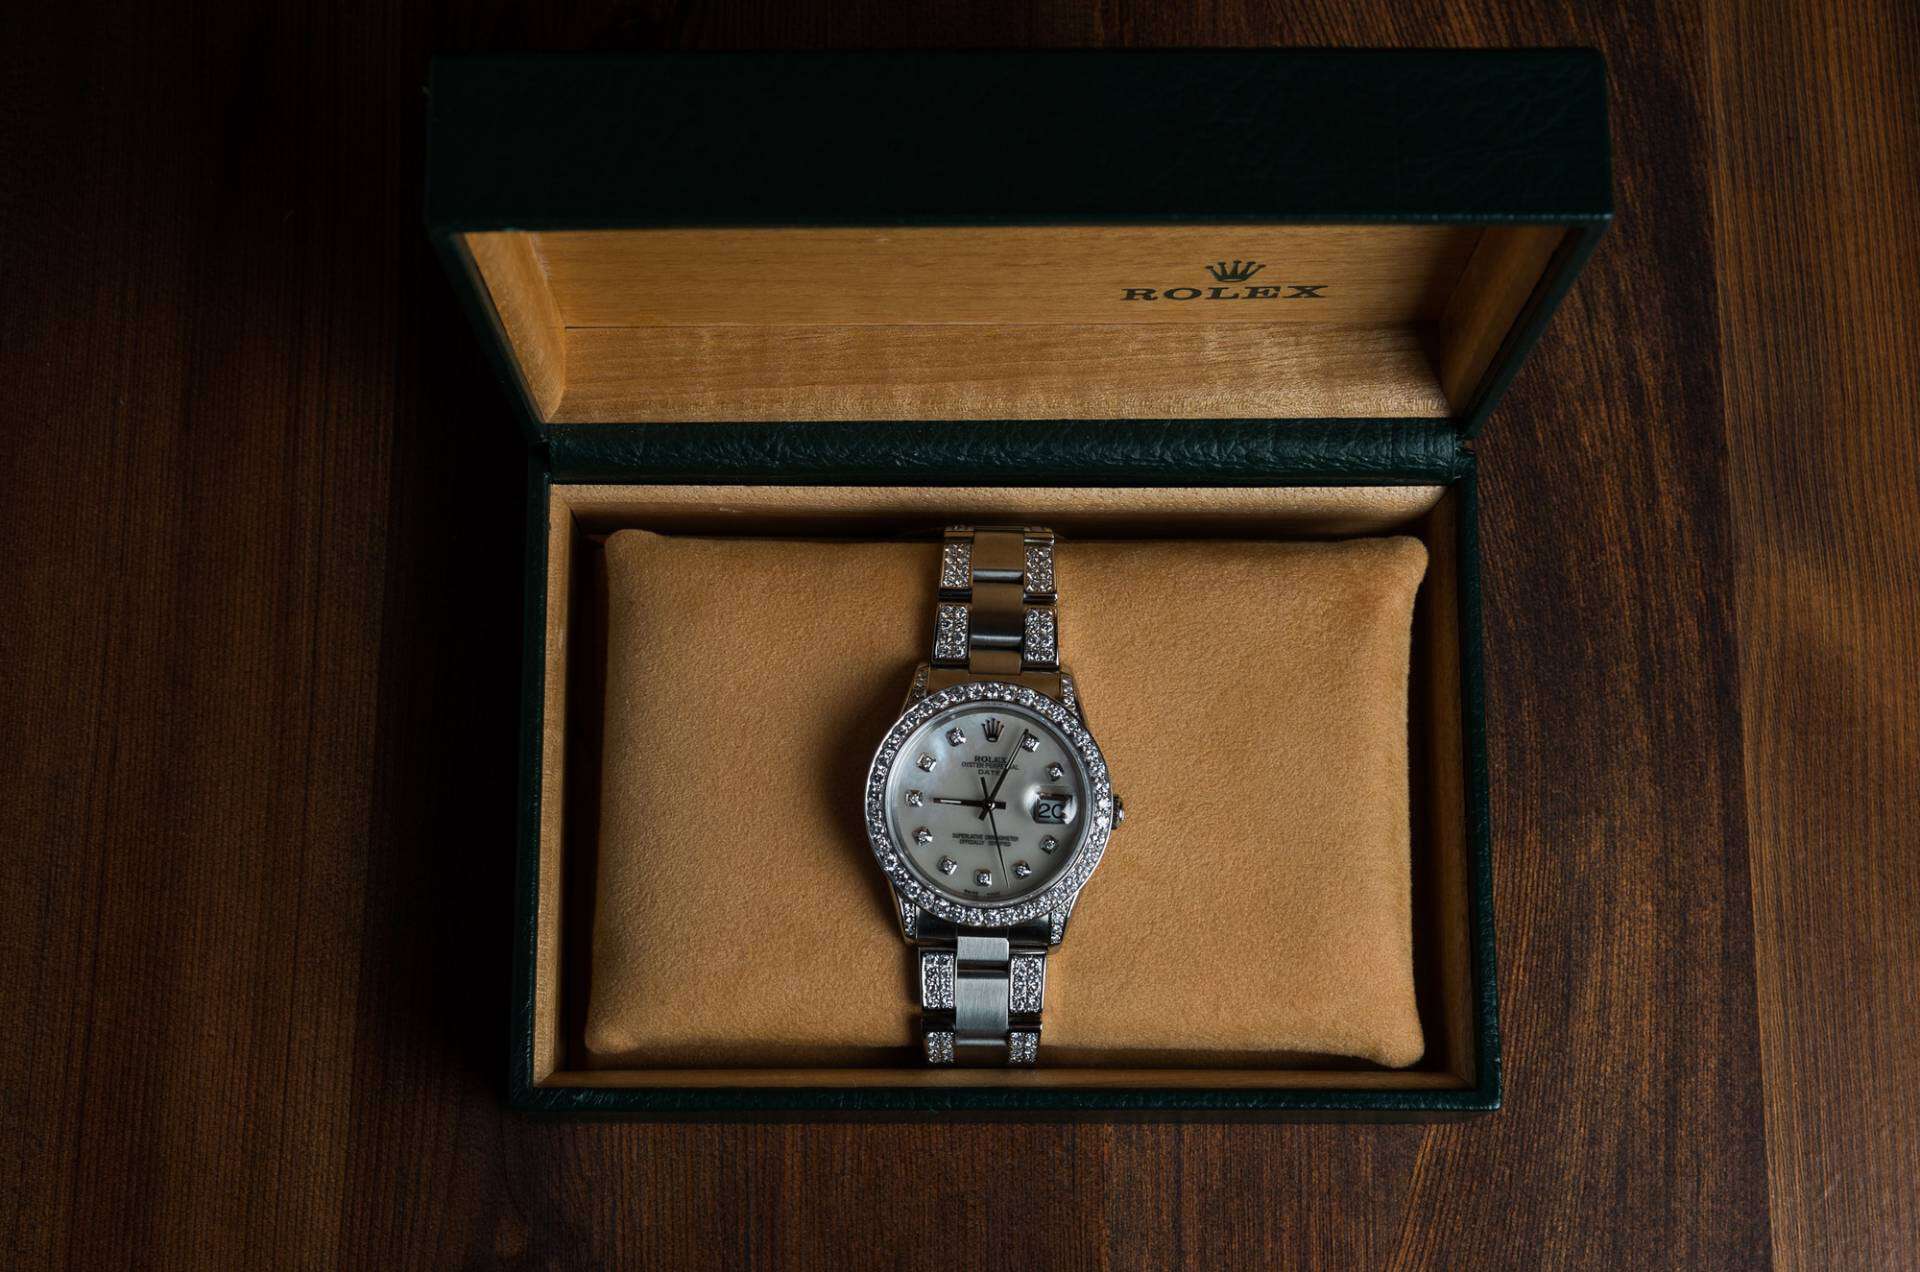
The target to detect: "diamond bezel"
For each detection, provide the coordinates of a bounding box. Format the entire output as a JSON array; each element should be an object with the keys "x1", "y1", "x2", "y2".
[{"x1": 865, "y1": 681, "x2": 1114, "y2": 928}]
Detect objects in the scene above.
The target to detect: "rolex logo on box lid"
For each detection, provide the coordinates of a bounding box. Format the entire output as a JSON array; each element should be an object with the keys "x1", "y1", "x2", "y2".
[
  {"x1": 1122, "y1": 260, "x2": 1326, "y2": 303},
  {"x1": 1205, "y1": 259, "x2": 1265, "y2": 282}
]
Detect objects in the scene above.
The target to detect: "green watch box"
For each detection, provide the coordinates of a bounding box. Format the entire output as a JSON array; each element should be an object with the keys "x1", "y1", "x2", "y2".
[{"x1": 426, "y1": 50, "x2": 1611, "y2": 1117}]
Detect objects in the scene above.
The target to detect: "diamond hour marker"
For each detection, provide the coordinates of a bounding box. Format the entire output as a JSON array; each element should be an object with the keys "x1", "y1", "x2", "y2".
[
  {"x1": 917, "y1": 753, "x2": 937, "y2": 771},
  {"x1": 907, "y1": 790, "x2": 923, "y2": 806},
  {"x1": 914, "y1": 827, "x2": 933, "y2": 844},
  {"x1": 1021, "y1": 734, "x2": 1039, "y2": 752},
  {"x1": 1013, "y1": 861, "x2": 1032, "y2": 878},
  {"x1": 1046, "y1": 762, "x2": 1065, "y2": 780},
  {"x1": 975, "y1": 869, "x2": 993, "y2": 887},
  {"x1": 1041, "y1": 836, "x2": 1059, "y2": 853},
  {"x1": 947, "y1": 727, "x2": 967, "y2": 746},
  {"x1": 938, "y1": 856, "x2": 958, "y2": 875}
]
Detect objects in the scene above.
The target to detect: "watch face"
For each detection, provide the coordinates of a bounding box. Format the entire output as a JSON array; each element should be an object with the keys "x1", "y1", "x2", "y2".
[{"x1": 866, "y1": 682, "x2": 1114, "y2": 925}]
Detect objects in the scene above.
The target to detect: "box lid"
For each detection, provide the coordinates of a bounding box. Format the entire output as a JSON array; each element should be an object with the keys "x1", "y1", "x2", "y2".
[{"x1": 426, "y1": 50, "x2": 1610, "y2": 444}]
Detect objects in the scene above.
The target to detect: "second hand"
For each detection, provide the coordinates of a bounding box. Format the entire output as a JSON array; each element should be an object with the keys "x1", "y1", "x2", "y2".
[
  {"x1": 980, "y1": 777, "x2": 1010, "y2": 882},
  {"x1": 979, "y1": 729, "x2": 1028, "y2": 820}
]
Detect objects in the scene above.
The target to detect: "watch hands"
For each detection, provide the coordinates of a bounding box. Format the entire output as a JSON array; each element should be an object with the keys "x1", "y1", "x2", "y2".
[
  {"x1": 931, "y1": 796, "x2": 1007, "y2": 809},
  {"x1": 978, "y1": 729, "x2": 1029, "y2": 820},
  {"x1": 981, "y1": 777, "x2": 1010, "y2": 880}
]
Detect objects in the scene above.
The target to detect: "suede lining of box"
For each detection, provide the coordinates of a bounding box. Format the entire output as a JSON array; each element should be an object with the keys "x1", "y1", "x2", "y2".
[{"x1": 586, "y1": 532, "x2": 1429, "y2": 1069}]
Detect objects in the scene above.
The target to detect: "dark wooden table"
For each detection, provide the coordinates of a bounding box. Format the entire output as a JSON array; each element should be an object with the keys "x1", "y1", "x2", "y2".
[{"x1": 5, "y1": 4, "x2": 1915, "y2": 1268}]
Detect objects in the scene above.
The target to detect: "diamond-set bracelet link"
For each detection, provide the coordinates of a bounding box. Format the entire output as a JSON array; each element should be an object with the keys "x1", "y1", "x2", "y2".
[
  {"x1": 932, "y1": 527, "x2": 1059, "y2": 674},
  {"x1": 917, "y1": 924, "x2": 1049, "y2": 1065}
]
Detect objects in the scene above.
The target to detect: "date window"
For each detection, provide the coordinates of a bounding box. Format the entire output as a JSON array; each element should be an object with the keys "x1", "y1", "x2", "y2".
[{"x1": 1031, "y1": 790, "x2": 1076, "y2": 825}]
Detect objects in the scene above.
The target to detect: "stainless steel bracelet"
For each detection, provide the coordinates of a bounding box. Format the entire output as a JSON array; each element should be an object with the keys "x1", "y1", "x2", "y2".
[
  {"x1": 915, "y1": 915, "x2": 1050, "y2": 1065},
  {"x1": 933, "y1": 526, "x2": 1058, "y2": 674},
  {"x1": 916, "y1": 525, "x2": 1061, "y2": 1065}
]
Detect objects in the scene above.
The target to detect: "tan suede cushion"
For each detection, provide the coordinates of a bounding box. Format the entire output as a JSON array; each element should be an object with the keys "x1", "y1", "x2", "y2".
[{"x1": 587, "y1": 532, "x2": 1428, "y2": 1068}]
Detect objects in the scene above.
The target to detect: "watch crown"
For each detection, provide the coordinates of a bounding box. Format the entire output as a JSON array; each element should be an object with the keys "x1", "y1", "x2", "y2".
[{"x1": 1114, "y1": 795, "x2": 1126, "y2": 826}]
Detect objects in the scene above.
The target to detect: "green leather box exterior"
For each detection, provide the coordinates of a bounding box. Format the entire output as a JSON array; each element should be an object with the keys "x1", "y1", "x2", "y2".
[{"x1": 425, "y1": 50, "x2": 1611, "y2": 1117}]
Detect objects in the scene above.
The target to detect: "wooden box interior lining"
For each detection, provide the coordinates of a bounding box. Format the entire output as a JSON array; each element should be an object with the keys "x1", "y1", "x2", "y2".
[
  {"x1": 467, "y1": 225, "x2": 1568, "y2": 423},
  {"x1": 532, "y1": 483, "x2": 1473, "y2": 1091}
]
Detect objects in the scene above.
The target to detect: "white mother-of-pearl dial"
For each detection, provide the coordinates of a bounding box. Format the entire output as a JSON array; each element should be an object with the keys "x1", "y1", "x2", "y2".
[{"x1": 883, "y1": 699, "x2": 1089, "y2": 905}]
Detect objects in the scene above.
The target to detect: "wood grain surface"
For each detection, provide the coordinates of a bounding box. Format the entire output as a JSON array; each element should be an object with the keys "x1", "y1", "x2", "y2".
[
  {"x1": 1708, "y1": 2, "x2": 1920, "y2": 1269},
  {"x1": 1, "y1": 3, "x2": 1913, "y2": 1269}
]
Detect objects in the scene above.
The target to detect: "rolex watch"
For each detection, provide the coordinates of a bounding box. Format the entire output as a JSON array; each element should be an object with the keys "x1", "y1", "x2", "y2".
[{"x1": 862, "y1": 526, "x2": 1123, "y2": 1065}]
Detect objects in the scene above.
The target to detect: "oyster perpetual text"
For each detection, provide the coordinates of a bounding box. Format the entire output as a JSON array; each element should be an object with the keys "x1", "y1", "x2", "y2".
[{"x1": 862, "y1": 527, "x2": 1124, "y2": 1064}]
